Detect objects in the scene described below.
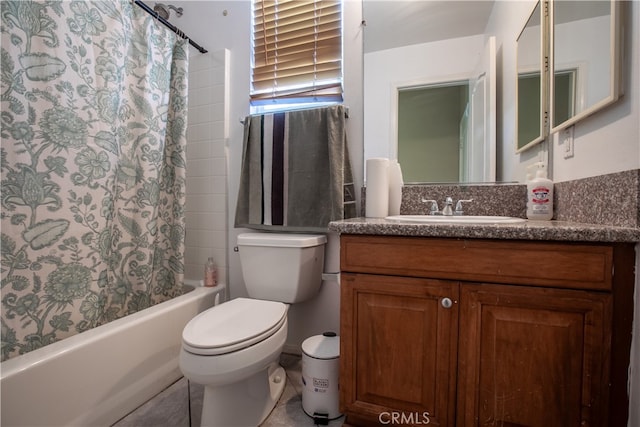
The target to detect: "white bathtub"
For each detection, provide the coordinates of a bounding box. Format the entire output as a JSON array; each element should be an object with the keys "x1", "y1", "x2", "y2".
[{"x1": 0, "y1": 282, "x2": 225, "y2": 427}]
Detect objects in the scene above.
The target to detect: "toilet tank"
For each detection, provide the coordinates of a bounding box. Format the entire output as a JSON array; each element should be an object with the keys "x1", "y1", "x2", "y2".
[{"x1": 237, "y1": 233, "x2": 327, "y2": 303}]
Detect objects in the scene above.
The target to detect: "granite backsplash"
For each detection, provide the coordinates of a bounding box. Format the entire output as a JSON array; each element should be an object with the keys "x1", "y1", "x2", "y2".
[{"x1": 361, "y1": 169, "x2": 640, "y2": 229}]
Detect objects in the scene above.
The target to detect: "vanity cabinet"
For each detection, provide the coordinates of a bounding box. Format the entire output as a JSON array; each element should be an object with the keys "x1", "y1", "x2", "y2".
[{"x1": 339, "y1": 235, "x2": 635, "y2": 427}]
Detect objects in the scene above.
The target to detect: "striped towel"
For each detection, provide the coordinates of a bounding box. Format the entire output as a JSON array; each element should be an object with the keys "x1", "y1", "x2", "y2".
[{"x1": 235, "y1": 105, "x2": 356, "y2": 230}]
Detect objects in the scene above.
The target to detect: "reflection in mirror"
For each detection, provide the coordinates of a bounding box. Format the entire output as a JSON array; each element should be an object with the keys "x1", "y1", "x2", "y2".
[
  {"x1": 516, "y1": 1, "x2": 545, "y2": 153},
  {"x1": 553, "y1": 71, "x2": 575, "y2": 125},
  {"x1": 397, "y1": 82, "x2": 469, "y2": 182},
  {"x1": 363, "y1": 0, "x2": 496, "y2": 183},
  {"x1": 551, "y1": 0, "x2": 620, "y2": 132}
]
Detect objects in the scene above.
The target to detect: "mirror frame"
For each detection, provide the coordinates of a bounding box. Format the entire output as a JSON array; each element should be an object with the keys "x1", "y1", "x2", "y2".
[
  {"x1": 549, "y1": 0, "x2": 622, "y2": 133},
  {"x1": 516, "y1": 0, "x2": 622, "y2": 154},
  {"x1": 515, "y1": 0, "x2": 547, "y2": 153}
]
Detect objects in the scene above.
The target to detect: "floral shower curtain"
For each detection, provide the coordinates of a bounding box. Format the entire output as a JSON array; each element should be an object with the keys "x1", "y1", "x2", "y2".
[{"x1": 1, "y1": 0, "x2": 188, "y2": 361}]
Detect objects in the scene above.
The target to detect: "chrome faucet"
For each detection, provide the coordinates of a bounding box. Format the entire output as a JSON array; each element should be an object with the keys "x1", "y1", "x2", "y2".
[
  {"x1": 442, "y1": 197, "x2": 454, "y2": 216},
  {"x1": 422, "y1": 197, "x2": 473, "y2": 216}
]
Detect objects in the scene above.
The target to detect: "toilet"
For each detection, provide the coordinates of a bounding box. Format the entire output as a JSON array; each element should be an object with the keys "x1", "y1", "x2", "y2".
[{"x1": 179, "y1": 232, "x2": 327, "y2": 427}]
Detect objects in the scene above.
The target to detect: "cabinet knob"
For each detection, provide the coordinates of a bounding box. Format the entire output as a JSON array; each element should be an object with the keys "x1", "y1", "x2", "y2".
[{"x1": 441, "y1": 297, "x2": 453, "y2": 308}]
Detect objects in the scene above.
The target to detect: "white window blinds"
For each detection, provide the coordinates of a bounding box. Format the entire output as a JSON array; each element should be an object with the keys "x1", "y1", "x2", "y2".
[{"x1": 251, "y1": 0, "x2": 343, "y2": 105}]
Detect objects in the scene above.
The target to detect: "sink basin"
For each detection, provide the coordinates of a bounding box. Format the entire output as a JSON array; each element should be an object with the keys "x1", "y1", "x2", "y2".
[{"x1": 385, "y1": 215, "x2": 527, "y2": 224}]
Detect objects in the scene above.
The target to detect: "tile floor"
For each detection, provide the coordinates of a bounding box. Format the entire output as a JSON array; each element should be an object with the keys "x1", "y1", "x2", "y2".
[{"x1": 112, "y1": 353, "x2": 344, "y2": 427}]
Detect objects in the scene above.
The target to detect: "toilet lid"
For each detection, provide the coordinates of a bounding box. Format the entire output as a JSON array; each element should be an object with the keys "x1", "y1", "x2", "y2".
[{"x1": 182, "y1": 298, "x2": 287, "y2": 356}]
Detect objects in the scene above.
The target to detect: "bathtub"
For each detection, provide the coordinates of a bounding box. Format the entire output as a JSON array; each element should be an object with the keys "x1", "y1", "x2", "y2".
[{"x1": 0, "y1": 281, "x2": 225, "y2": 427}]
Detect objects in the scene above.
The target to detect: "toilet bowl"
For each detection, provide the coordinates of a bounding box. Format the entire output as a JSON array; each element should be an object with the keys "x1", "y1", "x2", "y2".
[
  {"x1": 180, "y1": 298, "x2": 288, "y2": 426},
  {"x1": 179, "y1": 233, "x2": 327, "y2": 427}
]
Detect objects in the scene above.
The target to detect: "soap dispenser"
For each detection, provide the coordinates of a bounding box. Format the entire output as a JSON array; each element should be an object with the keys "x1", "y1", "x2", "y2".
[{"x1": 526, "y1": 162, "x2": 554, "y2": 220}]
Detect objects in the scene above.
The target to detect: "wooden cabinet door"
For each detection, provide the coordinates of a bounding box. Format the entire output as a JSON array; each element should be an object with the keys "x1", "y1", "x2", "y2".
[
  {"x1": 340, "y1": 273, "x2": 459, "y2": 427},
  {"x1": 457, "y1": 283, "x2": 612, "y2": 427}
]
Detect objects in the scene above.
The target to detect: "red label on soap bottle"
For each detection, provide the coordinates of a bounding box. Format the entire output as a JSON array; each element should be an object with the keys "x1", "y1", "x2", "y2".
[{"x1": 531, "y1": 186, "x2": 550, "y2": 203}]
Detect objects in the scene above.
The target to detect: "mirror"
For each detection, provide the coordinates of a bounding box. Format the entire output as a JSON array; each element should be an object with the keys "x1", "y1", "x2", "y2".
[
  {"x1": 363, "y1": 1, "x2": 496, "y2": 183},
  {"x1": 516, "y1": 1, "x2": 546, "y2": 153},
  {"x1": 550, "y1": 0, "x2": 621, "y2": 132}
]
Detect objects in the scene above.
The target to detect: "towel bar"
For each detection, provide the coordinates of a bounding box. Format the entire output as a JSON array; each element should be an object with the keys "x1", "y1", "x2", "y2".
[{"x1": 239, "y1": 107, "x2": 349, "y2": 125}]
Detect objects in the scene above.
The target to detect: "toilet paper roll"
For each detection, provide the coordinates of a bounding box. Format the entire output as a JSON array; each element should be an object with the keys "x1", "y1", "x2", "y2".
[
  {"x1": 388, "y1": 160, "x2": 404, "y2": 216},
  {"x1": 365, "y1": 158, "x2": 389, "y2": 218}
]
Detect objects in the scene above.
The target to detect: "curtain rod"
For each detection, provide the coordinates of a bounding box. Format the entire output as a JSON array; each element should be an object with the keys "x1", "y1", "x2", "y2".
[{"x1": 133, "y1": 0, "x2": 208, "y2": 54}]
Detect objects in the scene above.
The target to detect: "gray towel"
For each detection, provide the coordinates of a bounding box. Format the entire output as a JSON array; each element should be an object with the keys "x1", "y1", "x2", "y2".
[{"x1": 235, "y1": 105, "x2": 356, "y2": 231}]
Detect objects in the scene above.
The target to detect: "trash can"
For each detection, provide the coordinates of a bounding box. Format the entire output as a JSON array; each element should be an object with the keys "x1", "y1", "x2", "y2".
[{"x1": 301, "y1": 332, "x2": 341, "y2": 422}]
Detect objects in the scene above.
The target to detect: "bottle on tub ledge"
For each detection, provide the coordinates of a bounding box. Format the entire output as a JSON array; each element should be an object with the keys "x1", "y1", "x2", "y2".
[
  {"x1": 204, "y1": 257, "x2": 218, "y2": 287},
  {"x1": 526, "y1": 162, "x2": 554, "y2": 221}
]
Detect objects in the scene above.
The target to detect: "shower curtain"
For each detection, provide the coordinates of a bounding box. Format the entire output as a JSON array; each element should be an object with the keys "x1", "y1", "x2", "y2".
[{"x1": 0, "y1": 1, "x2": 189, "y2": 361}]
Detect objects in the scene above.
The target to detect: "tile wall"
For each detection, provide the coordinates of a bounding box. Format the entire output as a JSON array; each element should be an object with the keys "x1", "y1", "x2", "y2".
[{"x1": 184, "y1": 49, "x2": 229, "y2": 284}]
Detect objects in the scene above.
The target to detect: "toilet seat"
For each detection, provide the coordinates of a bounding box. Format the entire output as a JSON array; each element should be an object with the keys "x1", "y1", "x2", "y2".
[{"x1": 182, "y1": 298, "x2": 287, "y2": 356}]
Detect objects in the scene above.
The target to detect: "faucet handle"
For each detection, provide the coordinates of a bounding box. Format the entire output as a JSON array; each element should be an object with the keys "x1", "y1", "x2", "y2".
[
  {"x1": 454, "y1": 199, "x2": 473, "y2": 215},
  {"x1": 421, "y1": 198, "x2": 440, "y2": 215}
]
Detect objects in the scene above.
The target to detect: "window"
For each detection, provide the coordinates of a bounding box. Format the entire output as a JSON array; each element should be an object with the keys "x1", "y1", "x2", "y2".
[{"x1": 251, "y1": 0, "x2": 343, "y2": 112}]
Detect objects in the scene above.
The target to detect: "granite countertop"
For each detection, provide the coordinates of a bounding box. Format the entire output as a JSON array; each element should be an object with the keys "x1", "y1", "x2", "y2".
[{"x1": 328, "y1": 217, "x2": 640, "y2": 243}]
